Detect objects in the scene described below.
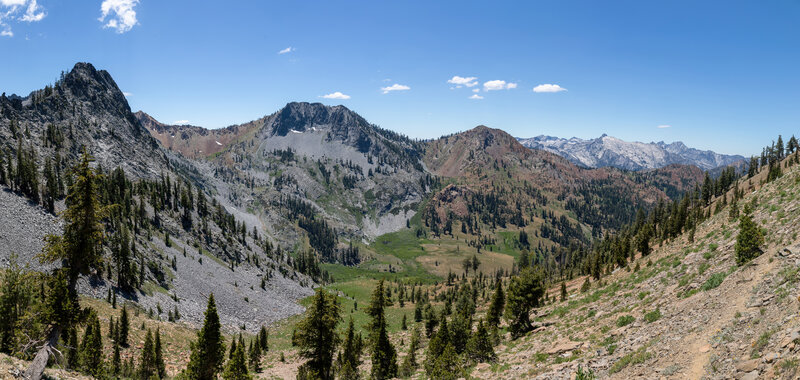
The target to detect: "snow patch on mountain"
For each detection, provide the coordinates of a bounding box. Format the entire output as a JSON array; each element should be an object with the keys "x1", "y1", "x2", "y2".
[{"x1": 517, "y1": 134, "x2": 744, "y2": 171}]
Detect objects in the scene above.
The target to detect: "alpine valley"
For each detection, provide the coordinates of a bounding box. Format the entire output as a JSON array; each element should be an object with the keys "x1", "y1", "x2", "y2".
[{"x1": 2, "y1": 63, "x2": 800, "y2": 380}]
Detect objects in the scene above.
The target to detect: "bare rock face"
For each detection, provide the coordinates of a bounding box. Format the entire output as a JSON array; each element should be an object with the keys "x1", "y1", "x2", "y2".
[{"x1": 0, "y1": 62, "x2": 169, "y2": 180}]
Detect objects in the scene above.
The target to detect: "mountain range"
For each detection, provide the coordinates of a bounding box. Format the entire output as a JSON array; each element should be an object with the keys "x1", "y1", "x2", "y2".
[
  {"x1": 517, "y1": 134, "x2": 745, "y2": 171},
  {"x1": 0, "y1": 62, "x2": 724, "y2": 333}
]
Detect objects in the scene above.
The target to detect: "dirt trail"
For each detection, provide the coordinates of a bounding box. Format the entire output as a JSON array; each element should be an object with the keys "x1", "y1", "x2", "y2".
[{"x1": 681, "y1": 254, "x2": 776, "y2": 379}]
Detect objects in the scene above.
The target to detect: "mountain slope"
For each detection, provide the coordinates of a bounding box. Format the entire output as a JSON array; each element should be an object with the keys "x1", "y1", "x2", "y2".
[
  {"x1": 0, "y1": 63, "x2": 314, "y2": 333},
  {"x1": 418, "y1": 126, "x2": 705, "y2": 279},
  {"x1": 469, "y1": 149, "x2": 800, "y2": 380},
  {"x1": 135, "y1": 111, "x2": 258, "y2": 159},
  {"x1": 518, "y1": 134, "x2": 745, "y2": 171}
]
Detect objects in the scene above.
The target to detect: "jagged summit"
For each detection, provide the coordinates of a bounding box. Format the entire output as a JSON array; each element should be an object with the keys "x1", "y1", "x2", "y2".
[
  {"x1": 517, "y1": 134, "x2": 745, "y2": 171},
  {"x1": 0, "y1": 62, "x2": 165, "y2": 179}
]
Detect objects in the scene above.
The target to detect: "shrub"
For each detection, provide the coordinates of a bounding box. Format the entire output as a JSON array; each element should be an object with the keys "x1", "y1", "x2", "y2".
[
  {"x1": 701, "y1": 272, "x2": 727, "y2": 291},
  {"x1": 616, "y1": 315, "x2": 635, "y2": 327},
  {"x1": 644, "y1": 309, "x2": 661, "y2": 323}
]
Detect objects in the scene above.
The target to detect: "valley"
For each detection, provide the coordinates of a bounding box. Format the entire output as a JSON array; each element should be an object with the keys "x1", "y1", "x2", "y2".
[{"x1": 0, "y1": 63, "x2": 798, "y2": 380}]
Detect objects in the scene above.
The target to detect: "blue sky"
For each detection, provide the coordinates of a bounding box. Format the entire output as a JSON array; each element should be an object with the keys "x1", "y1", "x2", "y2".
[{"x1": 1, "y1": 1, "x2": 799, "y2": 156}]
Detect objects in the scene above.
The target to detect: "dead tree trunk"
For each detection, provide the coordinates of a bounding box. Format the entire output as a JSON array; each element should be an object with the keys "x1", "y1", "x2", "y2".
[{"x1": 24, "y1": 326, "x2": 61, "y2": 380}]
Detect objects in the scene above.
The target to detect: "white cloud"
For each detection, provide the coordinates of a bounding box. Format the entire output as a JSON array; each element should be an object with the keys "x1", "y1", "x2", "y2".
[
  {"x1": 19, "y1": 0, "x2": 43, "y2": 22},
  {"x1": 278, "y1": 46, "x2": 295, "y2": 55},
  {"x1": 469, "y1": 94, "x2": 484, "y2": 100},
  {"x1": 472, "y1": 88, "x2": 480, "y2": 93},
  {"x1": 122, "y1": 92, "x2": 132, "y2": 97},
  {"x1": 447, "y1": 76, "x2": 478, "y2": 88},
  {"x1": 99, "y1": 0, "x2": 139, "y2": 34},
  {"x1": 173, "y1": 120, "x2": 190, "y2": 125},
  {"x1": 321, "y1": 91, "x2": 351, "y2": 100},
  {"x1": 0, "y1": 0, "x2": 45, "y2": 37},
  {"x1": 657, "y1": 124, "x2": 671, "y2": 129},
  {"x1": 381, "y1": 83, "x2": 410, "y2": 94},
  {"x1": 483, "y1": 80, "x2": 517, "y2": 91},
  {"x1": 533, "y1": 84, "x2": 567, "y2": 93}
]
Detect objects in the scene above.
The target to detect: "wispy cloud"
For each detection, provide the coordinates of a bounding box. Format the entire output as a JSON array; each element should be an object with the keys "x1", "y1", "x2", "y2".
[
  {"x1": 483, "y1": 80, "x2": 517, "y2": 91},
  {"x1": 122, "y1": 92, "x2": 133, "y2": 97},
  {"x1": 381, "y1": 83, "x2": 410, "y2": 94},
  {"x1": 278, "y1": 46, "x2": 295, "y2": 55},
  {"x1": 657, "y1": 124, "x2": 671, "y2": 129},
  {"x1": 533, "y1": 84, "x2": 567, "y2": 93},
  {"x1": 448, "y1": 76, "x2": 478, "y2": 88},
  {"x1": 321, "y1": 91, "x2": 351, "y2": 100},
  {"x1": 469, "y1": 94, "x2": 484, "y2": 100},
  {"x1": 0, "y1": 0, "x2": 46, "y2": 37},
  {"x1": 173, "y1": 120, "x2": 190, "y2": 125},
  {"x1": 99, "y1": 0, "x2": 139, "y2": 34}
]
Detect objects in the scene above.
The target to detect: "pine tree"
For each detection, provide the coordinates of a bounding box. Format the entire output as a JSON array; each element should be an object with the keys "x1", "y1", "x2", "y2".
[
  {"x1": 367, "y1": 280, "x2": 397, "y2": 380},
  {"x1": 66, "y1": 327, "x2": 79, "y2": 369},
  {"x1": 139, "y1": 329, "x2": 157, "y2": 379},
  {"x1": 466, "y1": 320, "x2": 496, "y2": 363},
  {"x1": 43, "y1": 157, "x2": 57, "y2": 213},
  {"x1": 222, "y1": 344, "x2": 251, "y2": 380},
  {"x1": 119, "y1": 305, "x2": 130, "y2": 347},
  {"x1": 79, "y1": 311, "x2": 104, "y2": 377},
  {"x1": 735, "y1": 205, "x2": 764, "y2": 265},
  {"x1": 112, "y1": 340, "x2": 121, "y2": 376},
  {"x1": 338, "y1": 318, "x2": 362, "y2": 380},
  {"x1": 429, "y1": 344, "x2": 462, "y2": 380},
  {"x1": 486, "y1": 281, "x2": 504, "y2": 330},
  {"x1": 259, "y1": 326, "x2": 269, "y2": 352},
  {"x1": 424, "y1": 313, "x2": 450, "y2": 375},
  {"x1": 30, "y1": 150, "x2": 108, "y2": 378},
  {"x1": 155, "y1": 327, "x2": 166, "y2": 379},
  {"x1": 293, "y1": 289, "x2": 341, "y2": 380},
  {"x1": 115, "y1": 227, "x2": 135, "y2": 292},
  {"x1": 504, "y1": 266, "x2": 545, "y2": 339},
  {"x1": 560, "y1": 281, "x2": 567, "y2": 302},
  {"x1": 248, "y1": 338, "x2": 261, "y2": 373},
  {"x1": 229, "y1": 336, "x2": 237, "y2": 360},
  {"x1": 186, "y1": 294, "x2": 226, "y2": 380}
]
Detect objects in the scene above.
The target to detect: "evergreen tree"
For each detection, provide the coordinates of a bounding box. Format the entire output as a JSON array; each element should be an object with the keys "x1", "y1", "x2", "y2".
[
  {"x1": 293, "y1": 289, "x2": 341, "y2": 380},
  {"x1": 338, "y1": 318, "x2": 362, "y2": 380},
  {"x1": 222, "y1": 344, "x2": 251, "y2": 380},
  {"x1": 428, "y1": 344, "x2": 462, "y2": 380},
  {"x1": 43, "y1": 157, "x2": 57, "y2": 213},
  {"x1": 560, "y1": 281, "x2": 567, "y2": 302},
  {"x1": 486, "y1": 281, "x2": 504, "y2": 330},
  {"x1": 139, "y1": 329, "x2": 157, "y2": 379},
  {"x1": 186, "y1": 294, "x2": 226, "y2": 380},
  {"x1": 735, "y1": 205, "x2": 764, "y2": 265},
  {"x1": 79, "y1": 311, "x2": 104, "y2": 377},
  {"x1": 367, "y1": 280, "x2": 397, "y2": 380},
  {"x1": 504, "y1": 266, "x2": 545, "y2": 338},
  {"x1": 466, "y1": 320, "x2": 496, "y2": 363},
  {"x1": 155, "y1": 327, "x2": 166, "y2": 379},
  {"x1": 259, "y1": 326, "x2": 269, "y2": 352},
  {"x1": 112, "y1": 340, "x2": 121, "y2": 376},
  {"x1": 66, "y1": 327, "x2": 79, "y2": 369},
  {"x1": 248, "y1": 338, "x2": 262, "y2": 373},
  {"x1": 424, "y1": 313, "x2": 450, "y2": 374},
  {"x1": 30, "y1": 150, "x2": 108, "y2": 378},
  {"x1": 119, "y1": 305, "x2": 130, "y2": 347}
]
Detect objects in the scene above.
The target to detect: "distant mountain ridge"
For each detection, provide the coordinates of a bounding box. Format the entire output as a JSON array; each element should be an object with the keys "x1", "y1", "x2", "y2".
[{"x1": 517, "y1": 134, "x2": 745, "y2": 171}]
